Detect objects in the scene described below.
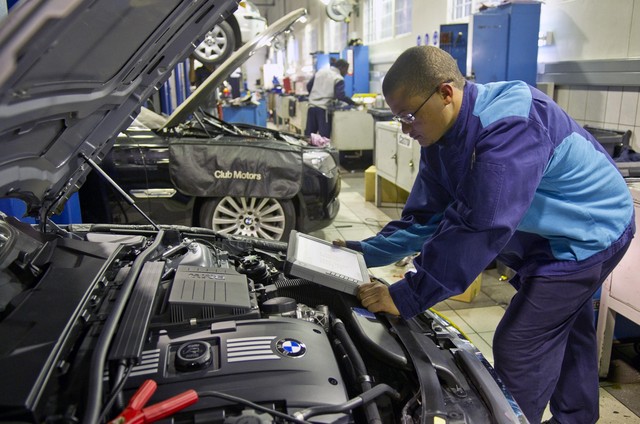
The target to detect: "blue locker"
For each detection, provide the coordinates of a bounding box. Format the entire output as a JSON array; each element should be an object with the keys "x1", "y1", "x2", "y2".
[
  {"x1": 341, "y1": 45, "x2": 369, "y2": 96},
  {"x1": 472, "y1": 2, "x2": 541, "y2": 86},
  {"x1": 440, "y1": 23, "x2": 468, "y2": 76}
]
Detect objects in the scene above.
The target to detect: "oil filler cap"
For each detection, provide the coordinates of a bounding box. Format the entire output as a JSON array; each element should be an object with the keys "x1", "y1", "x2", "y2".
[{"x1": 175, "y1": 340, "x2": 212, "y2": 371}]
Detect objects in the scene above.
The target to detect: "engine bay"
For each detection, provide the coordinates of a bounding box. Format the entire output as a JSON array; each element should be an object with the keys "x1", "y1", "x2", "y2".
[{"x1": 0, "y1": 216, "x2": 524, "y2": 423}]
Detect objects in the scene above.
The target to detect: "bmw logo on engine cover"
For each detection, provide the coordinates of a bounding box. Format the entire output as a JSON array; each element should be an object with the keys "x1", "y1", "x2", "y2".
[{"x1": 276, "y1": 338, "x2": 306, "y2": 358}]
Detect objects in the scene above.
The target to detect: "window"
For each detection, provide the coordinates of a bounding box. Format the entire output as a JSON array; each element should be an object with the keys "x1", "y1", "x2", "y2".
[
  {"x1": 448, "y1": 0, "x2": 485, "y2": 22},
  {"x1": 364, "y1": 0, "x2": 412, "y2": 43},
  {"x1": 451, "y1": 0, "x2": 472, "y2": 20},
  {"x1": 285, "y1": 35, "x2": 299, "y2": 75},
  {"x1": 395, "y1": 0, "x2": 412, "y2": 36},
  {"x1": 302, "y1": 23, "x2": 317, "y2": 70},
  {"x1": 324, "y1": 18, "x2": 348, "y2": 53}
]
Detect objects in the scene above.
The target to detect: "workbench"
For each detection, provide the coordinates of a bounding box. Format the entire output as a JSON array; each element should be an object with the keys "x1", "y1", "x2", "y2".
[
  {"x1": 330, "y1": 109, "x2": 374, "y2": 151},
  {"x1": 597, "y1": 183, "x2": 640, "y2": 377}
]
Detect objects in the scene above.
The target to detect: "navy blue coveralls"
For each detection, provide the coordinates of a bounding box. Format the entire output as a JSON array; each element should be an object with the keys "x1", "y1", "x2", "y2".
[{"x1": 346, "y1": 81, "x2": 635, "y2": 423}]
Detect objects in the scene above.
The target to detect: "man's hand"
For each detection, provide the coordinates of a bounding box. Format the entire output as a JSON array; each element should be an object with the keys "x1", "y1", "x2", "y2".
[
  {"x1": 332, "y1": 239, "x2": 347, "y2": 247},
  {"x1": 357, "y1": 281, "x2": 401, "y2": 316}
]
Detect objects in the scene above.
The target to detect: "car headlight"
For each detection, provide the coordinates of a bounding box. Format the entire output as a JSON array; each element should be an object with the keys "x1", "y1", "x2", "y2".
[{"x1": 303, "y1": 151, "x2": 337, "y2": 175}]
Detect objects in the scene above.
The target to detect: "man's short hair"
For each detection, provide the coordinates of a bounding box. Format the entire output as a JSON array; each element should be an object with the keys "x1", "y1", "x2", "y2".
[
  {"x1": 382, "y1": 46, "x2": 465, "y2": 98},
  {"x1": 334, "y1": 59, "x2": 350, "y2": 71}
]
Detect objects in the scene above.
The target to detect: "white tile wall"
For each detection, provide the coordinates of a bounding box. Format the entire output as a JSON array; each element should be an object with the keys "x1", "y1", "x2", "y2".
[
  {"x1": 621, "y1": 87, "x2": 640, "y2": 126},
  {"x1": 585, "y1": 88, "x2": 607, "y2": 123},
  {"x1": 604, "y1": 88, "x2": 623, "y2": 127},
  {"x1": 554, "y1": 85, "x2": 640, "y2": 151},
  {"x1": 566, "y1": 86, "x2": 589, "y2": 121},
  {"x1": 555, "y1": 87, "x2": 570, "y2": 111}
]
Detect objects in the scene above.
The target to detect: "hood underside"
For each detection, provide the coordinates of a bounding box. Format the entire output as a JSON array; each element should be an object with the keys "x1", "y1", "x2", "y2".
[{"x1": 0, "y1": 0, "x2": 239, "y2": 219}]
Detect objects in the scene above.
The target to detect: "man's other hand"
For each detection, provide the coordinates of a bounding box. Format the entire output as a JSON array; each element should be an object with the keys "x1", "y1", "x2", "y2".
[
  {"x1": 332, "y1": 239, "x2": 347, "y2": 247},
  {"x1": 357, "y1": 281, "x2": 400, "y2": 316}
]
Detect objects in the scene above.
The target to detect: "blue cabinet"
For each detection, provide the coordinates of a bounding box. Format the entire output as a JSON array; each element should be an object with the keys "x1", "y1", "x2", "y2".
[
  {"x1": 472, "y1": 2, "x2": 541, "y2": 86},
  {"x1": 221, "y1": 99, "x2": 267, "y2": 127},
  {"x1": 341, "y1": 45, "x2": 369, "y2": 96},
  {"x1": 440, "y1": 23, "x2": 468, "y2": 76},
  {"x1": 0, "y1": 193, "x2": 82, "y2": 224}
]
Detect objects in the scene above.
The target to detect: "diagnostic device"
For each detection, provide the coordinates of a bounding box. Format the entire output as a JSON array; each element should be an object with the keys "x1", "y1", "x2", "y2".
[{"x1": 285, "y1": 230, "x2": 370, "y2": 295}]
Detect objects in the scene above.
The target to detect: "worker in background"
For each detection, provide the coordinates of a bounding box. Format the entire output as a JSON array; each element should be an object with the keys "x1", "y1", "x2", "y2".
[
  {"x1": 305, "y1": 58, "x2": 356, "y2": 138},
  {"x1": 336, "y1": 46, "x2": 635, "y2": 424},
  {"x1": 189, "y1": 55, "x2": 217, "y2": 88}
]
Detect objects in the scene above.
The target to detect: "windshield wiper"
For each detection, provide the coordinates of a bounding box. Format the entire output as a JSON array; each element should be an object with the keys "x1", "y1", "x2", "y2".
[
  {"x1": 197, "y1": 108, "x2": 243, "y2": 136},
  {"x1": 192, "y1": 109, "x2": 213, "y2": 138}
]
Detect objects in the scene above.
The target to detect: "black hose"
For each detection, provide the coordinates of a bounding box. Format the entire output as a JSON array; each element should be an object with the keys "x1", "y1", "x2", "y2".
[
  {"x1": 332, "y1": 317, "x2": 383, "y2": 424},
  {"x1": 295, "y1": 384, "x2": 400, "y2": 421}
]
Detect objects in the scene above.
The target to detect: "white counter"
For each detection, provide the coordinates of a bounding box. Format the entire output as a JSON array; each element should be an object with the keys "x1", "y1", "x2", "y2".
[{"x1": 597, "y1": 184, "x2": 640, "y2": 376}]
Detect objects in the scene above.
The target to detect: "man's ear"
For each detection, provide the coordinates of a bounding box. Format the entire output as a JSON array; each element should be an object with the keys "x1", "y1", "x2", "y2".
[{"x1": 440, "y1": 83, "x2": 456, "y2": 104}]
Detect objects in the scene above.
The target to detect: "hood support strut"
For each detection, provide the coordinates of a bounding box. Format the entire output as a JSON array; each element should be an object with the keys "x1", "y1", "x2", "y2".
[{"x1": 80, "y1": 153, "x2": 160, "y2": 231}]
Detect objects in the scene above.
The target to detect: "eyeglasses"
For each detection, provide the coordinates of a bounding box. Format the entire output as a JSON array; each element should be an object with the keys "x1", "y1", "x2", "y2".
[{"x1": 392, "y1": 82, "x2": 449, "y2": 125}]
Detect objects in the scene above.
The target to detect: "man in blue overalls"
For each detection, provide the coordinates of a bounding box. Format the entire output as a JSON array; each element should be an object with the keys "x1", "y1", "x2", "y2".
[{"x1": 342, "y1": 46, "x2": 635, "y2": 424}]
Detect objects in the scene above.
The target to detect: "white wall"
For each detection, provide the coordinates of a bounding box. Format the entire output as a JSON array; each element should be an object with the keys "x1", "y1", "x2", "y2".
[
  {"x1": 368, "y1": 0, "x2": 448, "y2": 71},
  {"x1": 263, "y1": 0, "x2": 449, "y2": 73},
  {"x1": 536, "y1": 0, "x2": 640, "y2": 150},
  {"x1": 266, "y1": 0, "x2": 640, "y2": 67},
  {"x1": 269, "y1": 0, "x2": 640, "y2": 149},
  {"x1": 258, "y1": 0, "x2": 344, "y2": 74},
  {"x1": 260, "y1": 0, "x2": 331, "y2": 55},
  {"x1": 538, "y1": 0, "x2": 640, "y2": 63}
]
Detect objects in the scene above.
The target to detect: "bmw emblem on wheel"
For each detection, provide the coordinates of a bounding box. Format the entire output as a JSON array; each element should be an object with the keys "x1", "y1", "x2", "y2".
[{"x1": 276, "y1": 338, "x2": 306, "y2": 358}]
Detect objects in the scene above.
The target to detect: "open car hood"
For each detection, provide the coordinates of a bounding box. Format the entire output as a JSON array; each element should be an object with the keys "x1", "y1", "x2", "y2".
[
  {"x1": 163, "y1": 8, "x2": 308, "y2": 129},
  {"x1": 0, "y1": 0, "x2": 239, "y2": 220}
]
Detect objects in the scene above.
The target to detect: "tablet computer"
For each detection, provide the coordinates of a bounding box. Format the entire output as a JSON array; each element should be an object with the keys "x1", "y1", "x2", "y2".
[{"x1": 285, "y1": 230, "x2": 370, "y2": 295}]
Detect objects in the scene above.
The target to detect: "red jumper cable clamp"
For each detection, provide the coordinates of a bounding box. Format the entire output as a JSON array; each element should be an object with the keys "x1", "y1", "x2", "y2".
[{"x1": 109, "y1": 379, "x2": 198, "y2": 424}]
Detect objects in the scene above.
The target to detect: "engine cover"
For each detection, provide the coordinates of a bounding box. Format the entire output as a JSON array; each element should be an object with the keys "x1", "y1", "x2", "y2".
[
  {"x1": 122, "y1": 318, "x2": 349, "y2": 420},
  {"x1": 168, "y1": 265, "x2": 256, "y2": 323}
]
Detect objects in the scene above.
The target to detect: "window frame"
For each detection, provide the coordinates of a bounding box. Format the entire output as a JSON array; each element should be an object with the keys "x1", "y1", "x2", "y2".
[
  {"x1": 447, "y1": 0, "x2": 483, "y2": 23},
  {"x1": 364, "y1": 0, "x2": 413, "y2": 44}
]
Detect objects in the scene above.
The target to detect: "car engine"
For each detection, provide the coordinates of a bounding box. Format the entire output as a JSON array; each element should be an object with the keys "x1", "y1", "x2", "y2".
[{"x1": 0, "y1": 217, "x2": 524, "y2": 424}]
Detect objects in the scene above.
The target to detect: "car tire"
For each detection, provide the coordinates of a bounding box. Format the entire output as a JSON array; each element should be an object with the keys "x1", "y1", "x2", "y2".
[
  {"x1": 199, "y1": 197, "x2": 296, "y2": 241},
  {"x1": 193, "y1": 20, "x2": 236, "y2": 65}
]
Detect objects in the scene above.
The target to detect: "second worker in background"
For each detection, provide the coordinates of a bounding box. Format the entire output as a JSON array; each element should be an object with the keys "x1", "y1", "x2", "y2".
[{"x1": 305, "y1": 58, "x2": 356, "y2": 138}]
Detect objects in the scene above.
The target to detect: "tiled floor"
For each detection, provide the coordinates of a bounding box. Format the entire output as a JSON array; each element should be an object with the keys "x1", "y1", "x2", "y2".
[{"x1": 309, "y1": 171, "x2": 640, "y2": 424}]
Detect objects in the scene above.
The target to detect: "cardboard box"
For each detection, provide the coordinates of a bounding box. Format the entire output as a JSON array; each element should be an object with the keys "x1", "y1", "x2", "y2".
[
  {"x1": 364, "y1": 166, "x2": 376, "y2": 202},
  {"x1": 364, "y1": 166, "x2": 410, "y2": 204},
  {"x1": 379, "y1": 179, "x2": 409, "y2": 204},
  {"x1": 449, "y1": 274, "x2": 482, "y2": 303}
]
